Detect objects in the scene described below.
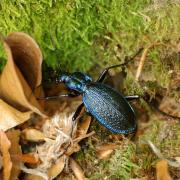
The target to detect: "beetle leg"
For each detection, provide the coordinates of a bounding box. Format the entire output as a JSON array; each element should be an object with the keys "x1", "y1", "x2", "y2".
[
  {"x1": 96, "y1": 64, "x2": 124, "y2": 83},
  {"x1": 96, "y1": 48, "x2": 143, "y2": 83},
  {"x1": 37, "y1": 93, "x2": 79, "y2": 100},
  {"x1": 72, "y1": 103, "x2": 84, "y2": 121},
  {"x1": 125, "y1": 95, "x2": 139, "y2": 101},
  {"x1": 28, "y1": 80, "x2": 65, "y2": 101}
]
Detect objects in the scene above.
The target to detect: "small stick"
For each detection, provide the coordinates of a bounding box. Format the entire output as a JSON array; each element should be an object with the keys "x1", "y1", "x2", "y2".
[
  {"x1": 73, "y1": 131, "x2": 95, "y2": 143},
  {"x1": 147, "y1": 140, "x2": 180, "y2": 168},
  {"x1": 135, "y1": 47, "x2": 149, "y2": 81},
  {"x1": 135, "y1": 42, "x2": 166, "y2": 81}
]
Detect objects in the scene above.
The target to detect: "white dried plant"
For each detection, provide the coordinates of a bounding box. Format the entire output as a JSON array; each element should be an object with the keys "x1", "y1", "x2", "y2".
[{"x1": 21, "y1": 112, "x2": 77, "y2": 179}]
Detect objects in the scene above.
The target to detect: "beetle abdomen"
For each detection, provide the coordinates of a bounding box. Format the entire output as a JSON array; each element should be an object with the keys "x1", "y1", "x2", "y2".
[{"x1": 83, "y1": 83, "x2": 137, "y2": 134}]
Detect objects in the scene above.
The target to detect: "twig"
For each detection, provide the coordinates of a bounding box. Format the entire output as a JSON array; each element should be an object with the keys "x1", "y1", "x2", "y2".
[
  {"x1": 135, "y1": 47, "x2": 149, "y2": 81},
  {"x1": 73, "y1": 131, "x2": 95, "y2": 143},
  {"x1": 147, "y1": 140, "x2": 180, "y2": 168},
  {"x1": 135, "y1": 42, "x2": 170, "y2": 81}
]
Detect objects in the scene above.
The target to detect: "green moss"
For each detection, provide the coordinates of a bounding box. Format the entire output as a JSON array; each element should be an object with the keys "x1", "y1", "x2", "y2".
[
  {"x1": 75, "y1": 139, "x2": 140, "y2": 179},
  {"x1": 134, "y1": 116, "x2": 180, "y2": 178},
  {"x1": 74, "y1": 115, "x2": 180, "y2": 179},
  {"x1": 106, "y1": 142, "x2": 140, "y2": 180},
  {"x1": 139, "y1": 116, "x2": 180, "y2": 158},
  {"x1": 0, "y1": 1, "x2": 179, "y2": 74}
]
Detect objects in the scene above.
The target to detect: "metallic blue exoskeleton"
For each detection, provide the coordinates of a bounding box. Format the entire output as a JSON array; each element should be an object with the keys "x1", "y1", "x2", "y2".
[
  {"x1": 42, "y1": 50, "x2": 142, "y2": 134},
  {"x1": 41, "y1": 48, "x2": 142, "y2": 134},
  {"x1": 59, "y1": 72, "x2": 137, "y2": 134}
]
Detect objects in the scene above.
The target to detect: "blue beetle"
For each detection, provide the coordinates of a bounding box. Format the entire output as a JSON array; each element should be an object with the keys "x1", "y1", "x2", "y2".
[{"x1": 42, "y1": 50, "x2": 142, "y2": 134}]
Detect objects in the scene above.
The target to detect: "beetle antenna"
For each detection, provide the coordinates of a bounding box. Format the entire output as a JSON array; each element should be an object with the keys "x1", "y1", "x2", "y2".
[
  {"x1": 141, "y1": 95, "x2": 180, "y2": 120},
  {"x1": 121, "y1": 47, "x2": 144, "y2": 65},
  {"x1": 97, "y1": 48, "x2": 144, "y2": 83}
]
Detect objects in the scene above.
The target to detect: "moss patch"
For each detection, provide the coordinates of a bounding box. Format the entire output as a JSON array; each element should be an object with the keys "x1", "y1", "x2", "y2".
[
  {"x1": 0, "y1": 1, "x2": 179, "y2": 73},
  {"x1": 74, "y1": 115, "x2": 180, "y2": 179}
]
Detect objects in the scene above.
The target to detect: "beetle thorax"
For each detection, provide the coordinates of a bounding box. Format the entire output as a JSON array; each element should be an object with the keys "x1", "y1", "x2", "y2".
[{"x1": 60, "y1": 72, "x2": 92, "y2": 93}]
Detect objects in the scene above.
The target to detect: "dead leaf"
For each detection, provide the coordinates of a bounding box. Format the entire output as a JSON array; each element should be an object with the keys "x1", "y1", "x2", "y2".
[
  {"x1": 0, "y1": 155, "x2": 3, "y2": 170},
  {"x1": 0, "y1": 99, "x2": 32, "y2": 131},
  {"x1": 22, "y1": 128, "x2": 45, "y2": 142},
  {"x1": 21, "y1": 164, "x2": 48, "y2": 180},
  {"x1": 47, "y1": 155, "x2": 66, "y2": 179},
  {"x1": 159, "y1": 96, "x2": 180, "y2": 117},
  {"x1": 18, "y1": 109, "x2": 93, "y2": 178},
  {"x1": 97, "y1": 149, "x2": 114, "y2": 160},
  {"x1": 70, "y1": 158, "x2": 85, "y2": 180},
  {"x1": 12, "y1": 153, "x2": 39, "y2": 164},
  {"x1": 0, "y1": 130, "x2": 12, "y2": 180},
  {"x1": 156, "y1": 160, "x2": 172, "y2": 180},
  {"x1": 96, "y1": 143, "x2": 117, "y2": 159},
  {"x1": 0, "y1": 35, "x2": 45, "y2": 114},
  {"x1": 6, "y1": 32, "x2": 43, "y2": 90},
  {"x1": 109, "y1": 134, "x2": 124, "y2": 141},
  {"x1": 24, "y1": 174, "x2": 45, "y2": 180},
  {"x1": 0, "y1": 33, "x2": 47, "y2": 131},
  {"x1": 6, "y1": 129, "x2": 21, "y2": 180}
]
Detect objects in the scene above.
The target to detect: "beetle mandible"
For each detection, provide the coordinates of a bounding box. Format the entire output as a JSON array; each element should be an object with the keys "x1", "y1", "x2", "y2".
[{"x1": 42, "y1": 49, "x2": 142, "y2": 134}]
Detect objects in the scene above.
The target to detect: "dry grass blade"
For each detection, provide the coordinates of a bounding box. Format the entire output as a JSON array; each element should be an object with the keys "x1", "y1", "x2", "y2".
[
  {"x1": 0, "y1": 130, "x2": 12, "y2": 180},
  {"x1": 70, "y1": 157, "x2": 85, "y2": 180}
]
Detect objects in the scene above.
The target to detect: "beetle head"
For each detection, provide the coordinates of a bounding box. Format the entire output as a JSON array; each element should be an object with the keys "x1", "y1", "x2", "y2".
[
  {"x1": 58, "y1": 72, "x2": 70, "y2": 82},
  {"x1": 59, "y1": 72, "x2": 92, "y2": 92}
]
